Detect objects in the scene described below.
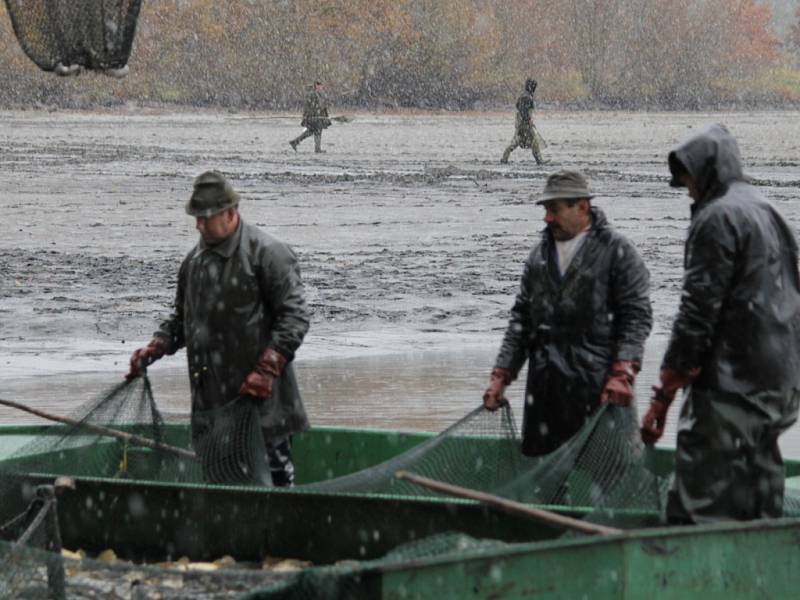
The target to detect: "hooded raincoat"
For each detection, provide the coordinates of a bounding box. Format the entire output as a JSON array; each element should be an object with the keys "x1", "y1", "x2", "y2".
[
  {"x1": 664, "y1": 123, "x2": 800, "y2": 523},
  {"x1": 495, "y1": 207, "x2": 652, "y2": 456},
  {"x1": 155, "y1": 219, "x2": 311, "y2": 442}
]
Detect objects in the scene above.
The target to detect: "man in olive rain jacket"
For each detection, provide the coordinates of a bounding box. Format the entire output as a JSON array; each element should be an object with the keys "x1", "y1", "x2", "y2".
[
  {"x1": 641, "y1": 123, "x2": 800, "y2": 523},
  {"x1": 484, "y1": 170, "x2": 652, "y2": 457},
  {"x1": 128, "y1": 171, "x2": 310, "y2": 487}
]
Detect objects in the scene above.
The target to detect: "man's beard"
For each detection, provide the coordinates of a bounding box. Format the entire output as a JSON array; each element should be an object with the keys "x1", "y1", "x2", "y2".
[{"x1": 549, "y1": 224, "x2": 570, "y2": 241}]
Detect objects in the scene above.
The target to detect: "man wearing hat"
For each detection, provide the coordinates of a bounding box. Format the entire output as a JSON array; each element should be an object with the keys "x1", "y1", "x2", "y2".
[
  {"x1": 484, "y1": 170, "x2": 652, "y2": 456},
  {"x1": 127, "y1": 171, "x2": 310, "y2": 486},
  {"x1": 290, "y1": 80, "x2": 331, "y2": 153},
  {"x1": 641, "y1": 123, "x2": 800, "y2": 523},
  {"x1": 500, "y1": 78, "x2": 544, "y2": 165}
]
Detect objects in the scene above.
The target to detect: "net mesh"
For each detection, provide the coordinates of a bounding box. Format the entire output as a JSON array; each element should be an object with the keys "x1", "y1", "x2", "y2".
[
  {"x1": 0, "y1": 378, "x2": 278, "y2": 494},
  {"x1": 0, "y1": 537, "x2": 295, "y2": 600},
  {"x1": 3, "y1": 0, "x2": 142, "y2": 74},
  {"x1": 1, "y1": 376, "x2": 800, "y2": 597},
  {"x1": 301, "y1": 403, "x2": 668, "y2": 528}
]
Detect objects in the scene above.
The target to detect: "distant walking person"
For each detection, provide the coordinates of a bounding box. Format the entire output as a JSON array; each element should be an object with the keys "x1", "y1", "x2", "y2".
[
  {"x1": 641, "y1": 123, "x2": 800, "y2": 524},
  {"x1": 290, "y1": 80, "x2": 331, "y2": 153},
  {"x1": 501, "y1": 78, "x2": 544, "y2": 165}
]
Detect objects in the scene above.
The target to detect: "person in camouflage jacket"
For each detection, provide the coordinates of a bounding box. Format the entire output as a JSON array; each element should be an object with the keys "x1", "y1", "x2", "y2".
[{"x1": 501, "y1": 78, "x2": 544, "y2": 165}]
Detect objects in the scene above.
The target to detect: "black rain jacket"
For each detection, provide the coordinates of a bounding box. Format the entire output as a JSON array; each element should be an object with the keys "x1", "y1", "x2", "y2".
[
  {"x1": 663, "y1": 123, "x2": 800, "y2": 394},
  {"x1": 495, "y1": 207, "x2": 652, "y2": 456}
]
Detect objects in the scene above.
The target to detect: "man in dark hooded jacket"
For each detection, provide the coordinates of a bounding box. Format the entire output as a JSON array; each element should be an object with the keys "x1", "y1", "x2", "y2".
[
  {"x1": 641, "y1": 123, "x2": 800, "y2": 524},
  {"x1": 500, "y1": 78, "x2": 544, "y2": 165},
  {"x1": 484, "y1": 170, "x2": 652, "y2": 456},
  {"x1": 127, "y1": 171, "x2": 310, "y2": 487}
]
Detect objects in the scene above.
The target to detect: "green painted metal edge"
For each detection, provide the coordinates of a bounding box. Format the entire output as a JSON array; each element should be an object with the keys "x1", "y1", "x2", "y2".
[{"x1": 239, "y1": 517, "x2": 800, "y2": 599}]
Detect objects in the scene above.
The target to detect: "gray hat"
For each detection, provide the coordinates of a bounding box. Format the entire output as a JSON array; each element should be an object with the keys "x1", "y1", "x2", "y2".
[
  {"x1": 536, "y1": 170, "x2": 594, "y2": 204},
  {"x1": 185, "y1": 171, "x2": 240, "y2": 217}
]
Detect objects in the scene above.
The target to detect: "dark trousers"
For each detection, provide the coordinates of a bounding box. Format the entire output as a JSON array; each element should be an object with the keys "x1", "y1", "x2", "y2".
[
  {"x1": 291, "y1": 129, "x2": 322, "y2": 152},
  {"x1": 501, "y1": 131, "x2": 543, "y2": 164},
  {"x1": 191, "y1": 399, "x2": 296, "y2": 487},
  {"x1": 265, "y1": 435, "x2": 295, "y2": 487},
  {"x1": 667, "y1": 387, "x2": 799, "y2": 524},
  {"x1": 522, "y1": 366, "x2": 601, "y2": 457}
]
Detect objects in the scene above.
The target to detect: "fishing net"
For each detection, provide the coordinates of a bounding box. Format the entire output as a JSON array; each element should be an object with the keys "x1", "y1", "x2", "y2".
[
  {"x1": 3, "y1": 0, "x2": 142, "y2": 75},
  {"x1": 0, "y1": 377, "x2": 276, "y2": 496},
  {"x1": 302, "y1": 402, "x2": 668, "y2": 530},
  {"x1": 301, "y1": 405, "x2": 526, "y2": 496},
  {"x1": 0, "y1": 535, "x2": 295, "y2": 600}
]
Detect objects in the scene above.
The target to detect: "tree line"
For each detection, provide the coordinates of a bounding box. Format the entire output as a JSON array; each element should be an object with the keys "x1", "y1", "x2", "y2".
[{"x1": 1, "y1": 0, "x2": 799, "y2": 110}]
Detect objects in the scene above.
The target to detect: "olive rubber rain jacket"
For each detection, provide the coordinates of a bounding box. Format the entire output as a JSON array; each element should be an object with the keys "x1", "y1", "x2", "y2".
[
  {"x1": 664, "y1": 123, "x2": 800, "y2": 524},
  {"x1": 495, "y1": 207, "x2": 652, "y2": 456},
  {"x1": 155, "y1": 219, "x2": 311, "y2": 440}
]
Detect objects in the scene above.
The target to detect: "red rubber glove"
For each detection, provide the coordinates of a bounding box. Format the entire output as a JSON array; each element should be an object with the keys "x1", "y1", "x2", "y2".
[
  {"x1": 600, "y1": 360, "x2": 639, "y2": 406},
  {"x1": 483, "y1": 368, "x2": 512, "y2": 412},
  {"x1": 239, "y1": 348, "x2": 288, "y2": 400},
  {"x1": 640, "y1": 367, "x2": 700, "y2": 444},
  {"x1": 127, "y1": 338, "x2": 167, "y2": 380}
]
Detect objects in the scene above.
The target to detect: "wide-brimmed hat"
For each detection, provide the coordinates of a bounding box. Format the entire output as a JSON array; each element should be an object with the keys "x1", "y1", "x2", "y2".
[
  {"x1": 536, "y1": 170, "x2": 594, "y2": 204},
  {"x1": 185, "y1": 171, "x2": 240, "y2": 217}
]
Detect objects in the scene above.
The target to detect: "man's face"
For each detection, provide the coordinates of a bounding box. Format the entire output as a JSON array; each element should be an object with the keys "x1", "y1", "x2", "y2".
[
  {"x1": 543, "y1": 198, "x2": 590, "y2": 241},
  {"x1": 680, "y1": 172, "x2": 700, "y2": 202},
  {"x1": 196, "y1": 208, "x2": 237, "y2": 245}
]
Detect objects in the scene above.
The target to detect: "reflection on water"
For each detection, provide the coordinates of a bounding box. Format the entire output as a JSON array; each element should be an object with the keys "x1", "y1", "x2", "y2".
[{"x1": 3, "y1": 336, "x2": 800, "y2": 458}]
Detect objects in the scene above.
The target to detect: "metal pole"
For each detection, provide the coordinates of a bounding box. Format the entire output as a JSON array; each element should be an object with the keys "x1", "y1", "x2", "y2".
[{"x1": 0, "y1": 397, "x2": 196, "y2": 461}]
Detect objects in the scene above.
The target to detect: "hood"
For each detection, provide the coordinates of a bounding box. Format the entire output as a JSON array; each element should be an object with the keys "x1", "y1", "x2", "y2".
[
  {"x1": 589, "y1": 205, "x2": 608, "y2": 229},
  {"x1": 667, "y1": 123, "x2": 745, "y2": 203}
]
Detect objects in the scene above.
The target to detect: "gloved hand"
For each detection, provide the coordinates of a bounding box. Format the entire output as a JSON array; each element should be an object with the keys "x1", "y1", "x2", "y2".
[
  {"x1": 239, "y1": 348, "x2": 288, "y2": 400},
  {"x1": 600, "y1": 360, "x2": 639, "y2": 406},
  {"x1": 127, "y1": 338, "x2": 167, "y2": 380},
  {"x1": 640, "y1": 367, "x2": 700, "y2": 444},
  {"x1": 483, "y1": 368, "x2": 512, "y2": 412}
]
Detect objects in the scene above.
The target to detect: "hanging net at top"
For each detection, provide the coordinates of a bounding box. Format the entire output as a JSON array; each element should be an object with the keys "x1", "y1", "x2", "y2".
[{"x1": 3, "y1": 0, "x2": 142, "y2": 76}]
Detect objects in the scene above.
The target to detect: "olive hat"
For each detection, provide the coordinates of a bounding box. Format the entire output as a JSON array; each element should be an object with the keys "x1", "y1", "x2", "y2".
[
  {"x1": 185, "y1": 171, "x2": 240, "y2": 217},
  {"x1": 536, "y1": 170, "x2": 594, "y2": 204}
]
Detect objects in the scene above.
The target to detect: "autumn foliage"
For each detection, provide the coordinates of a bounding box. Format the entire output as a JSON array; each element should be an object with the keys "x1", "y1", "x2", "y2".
[{"x1": 0, "y1": 0, "x2": 795, "y2": 109}]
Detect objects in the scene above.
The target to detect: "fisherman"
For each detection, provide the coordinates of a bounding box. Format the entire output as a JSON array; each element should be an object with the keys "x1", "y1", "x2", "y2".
[
  {"x1": 289, "y1": 80, "x2": 331, "y2": 153},
  {"x1": 640, "y1": 123, "x2": 800, "y2": 523},
  {"x1": 127, "y1": 171, "x2": 310, "y2": 487},
  {"x1": 483, "y1": 170, "x2": 652, "y2": 456},
  {"x1": 500, "y1": 78, "x2": 544, "y2": 165}
]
